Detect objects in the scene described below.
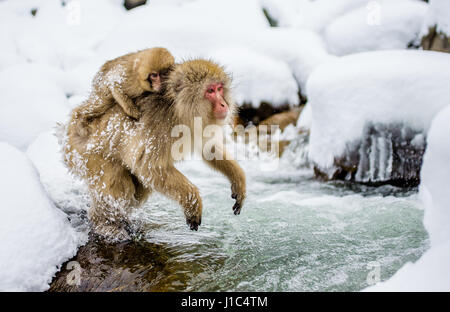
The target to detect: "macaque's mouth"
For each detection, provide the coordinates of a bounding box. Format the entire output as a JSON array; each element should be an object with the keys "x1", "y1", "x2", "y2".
[{"x1": 214, "y1": 110, "x2": 228, "y2": 119}]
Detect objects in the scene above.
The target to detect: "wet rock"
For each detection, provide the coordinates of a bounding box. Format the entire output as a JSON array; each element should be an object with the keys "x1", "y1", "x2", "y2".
[
  {"x1": 48, "y1": 236, "x2": 193, "y2": 292},
  {"x1": 314, "y1": 123, "x2": 426, "y2": 187}
]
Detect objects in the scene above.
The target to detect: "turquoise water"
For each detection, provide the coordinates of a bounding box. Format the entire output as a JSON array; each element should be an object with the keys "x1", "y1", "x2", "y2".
[{"x1": 131, "y1": 152, "x2": 428, "y2": 291}]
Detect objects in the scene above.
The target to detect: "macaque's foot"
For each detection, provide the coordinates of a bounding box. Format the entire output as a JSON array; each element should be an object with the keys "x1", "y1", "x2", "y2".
[
  {"x1": 232, "y1": 195, "x2": 242, "y2": 215},
  {"x1": 231, "y1": 187, "x2": 245, "y2": 215},
  {"x1": 186, "y1": 214, "x2": 201, "y2": 231},
  {"x1": 127, "y1": 107, "x2": 141, "y2": 120},
  {"x1": 91, "y1": 223, "x2": 132, "y2": 243}
]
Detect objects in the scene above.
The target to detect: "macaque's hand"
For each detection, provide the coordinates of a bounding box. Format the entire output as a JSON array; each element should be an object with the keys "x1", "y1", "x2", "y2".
[
  {"x1": 186, "y1": 213, "x2": 202, "y2": 231},
  {"x1": 231, "y1": 182, "x2": 246, "y2": 215}
]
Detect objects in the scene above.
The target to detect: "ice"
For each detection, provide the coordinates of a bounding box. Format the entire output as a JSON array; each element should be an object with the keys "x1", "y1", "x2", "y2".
[
  {"x1": 306, "y1": 50, "x2": 450, "y2": 177},
  {"x1": 367, "y1": 105, "x2": 450, "y2": 291},
  {"x1": 0, "y1": 142, "x2": 81, "y2": 291}
]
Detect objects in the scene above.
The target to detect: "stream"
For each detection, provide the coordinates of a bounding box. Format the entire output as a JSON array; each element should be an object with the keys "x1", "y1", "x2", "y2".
[{"x1": 50, "y1": 135, "x2": 429, "y2": 292}]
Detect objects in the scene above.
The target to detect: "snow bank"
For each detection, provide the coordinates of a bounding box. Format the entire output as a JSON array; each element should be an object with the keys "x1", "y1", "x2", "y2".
[
  {"x1": 0, "y1": 0, "x2": 126, "y2": 69},
  {"x1": 423, "y1": 0, "x2": 450, "y2": 35},
  {"x1": 0, "y1": 142, "x2": 80, "y2": 291},
  {"x1": 210, "y1": 47, "x2": 299, "y2": 108},
  {"x1": 27, "y1": 131, "x2": 89, "y2": 216},
  {"x1": 307, "y1": 50, "x2": 450, "y2": 178},
  {"x1": 260, "y1": 0, "x2": 368, "y2": 32},
  {"x1": 325, "y1": 0, "x2": 427, "y2": 55},
  {"x1": 367, "y1": 105, "x2": 450, "y2": 291},
  {"x1": 0, "y1": 64, "x2": 70, "y2": 151}
]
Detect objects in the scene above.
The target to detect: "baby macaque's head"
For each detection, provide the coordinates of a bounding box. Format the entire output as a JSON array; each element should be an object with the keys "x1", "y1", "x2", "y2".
[{"x1": 134, "y1": 47, "x2": 175, "y2": 93}]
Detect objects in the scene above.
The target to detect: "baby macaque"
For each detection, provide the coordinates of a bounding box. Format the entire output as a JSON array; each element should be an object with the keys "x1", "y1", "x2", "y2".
[{"x1": 74, "y1": 47, "x2": 174, "y2": 136}]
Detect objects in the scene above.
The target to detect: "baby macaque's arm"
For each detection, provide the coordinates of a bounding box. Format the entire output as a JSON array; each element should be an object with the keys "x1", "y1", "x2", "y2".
[{"x1": 110, "y1": 85, "x2": 141, "y2": 120}]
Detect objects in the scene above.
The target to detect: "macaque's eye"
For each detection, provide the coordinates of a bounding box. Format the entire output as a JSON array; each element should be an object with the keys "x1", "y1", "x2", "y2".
[
  {"x1": 150, "y1": 73, "x2": 159, "y2": 79},
  {"x1": 217, "y1": 86, "x2": 222, "y2": 92},
  {"x1": 207, "y1": 88, "x2": 215, "y2": 94}
]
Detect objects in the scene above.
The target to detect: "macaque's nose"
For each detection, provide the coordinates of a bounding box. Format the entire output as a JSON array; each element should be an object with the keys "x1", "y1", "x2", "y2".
[{"x1": 214, "y1": 95, "x2": 228, "y2": 119}]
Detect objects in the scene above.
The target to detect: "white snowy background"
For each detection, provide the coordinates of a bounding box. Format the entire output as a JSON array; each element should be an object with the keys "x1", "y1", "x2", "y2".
[{"x1": 0, "y1": 0, "x2": 449, "y2": 291}]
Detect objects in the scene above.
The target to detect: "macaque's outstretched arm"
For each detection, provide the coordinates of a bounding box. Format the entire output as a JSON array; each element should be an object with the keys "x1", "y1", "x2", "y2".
[
  {"x1": 204, "y1": 153, "x2": 246, "y2": 215},
  {"x1": 110, "y1": 85, "x2": 141, "y2": 120},
  {"x1": 133, "y1": 164, "x2": 203, "y2": 230}
]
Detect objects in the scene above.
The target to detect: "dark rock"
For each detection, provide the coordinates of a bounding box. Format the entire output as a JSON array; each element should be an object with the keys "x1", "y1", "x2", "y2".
[
  {"x1": 238, "y1": 102, "x2": 291, "y2": 127},
  {"x1": 124, "y1": 0, "x2": 147, "y2": 11},
  {"x1": 48, "y1": 236, "x2": 196, "y2": 292},
  {"x1": 314, "y1": 123, "x2": 426, "y2": 187}
]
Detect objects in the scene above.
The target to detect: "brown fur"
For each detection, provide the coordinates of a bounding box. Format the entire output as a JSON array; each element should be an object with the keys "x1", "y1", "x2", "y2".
[
  {"x1": 73, "y1": 47, "x2": 175, "y2": 137},
  {"x1": 63, "y1": 59, "x2": 246, "y2": 241}
]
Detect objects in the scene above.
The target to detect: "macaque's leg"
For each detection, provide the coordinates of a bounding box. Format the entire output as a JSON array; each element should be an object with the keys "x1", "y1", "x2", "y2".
[
  {"x1": 85, "y1": 155, "x2": 140, "y2": 241},
  {"x1": 205, "y1": 156, "x2": 246, "y2": 215},
  {"x1": 134, "y1": 165, "x2": 202, "y2": 230},
  {"x1": 110, "y1": 86, "x2": 141, "y2": 120}
]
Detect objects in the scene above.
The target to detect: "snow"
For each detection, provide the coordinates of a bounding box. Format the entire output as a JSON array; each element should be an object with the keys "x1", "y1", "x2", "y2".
[
  {"x1": 367, "y1": 105, "x2": 450, "y2": 291},
  {"x1": 0, "y1": 142, "x2": 80, "y2": 291},
  {"x1": 0, "y1": 64, "x2": 71, "y2": 151},
  {"x1": 210, "y1": 47, "x2": 299, "y2": 108},
  {"x1": 260, "y1": 0, "x2": 369, "y2": 32},
  {"x1": 423, "y1": 0, "x2": 450, "y2": 35},
  {"x1": 26, "y1": 131, "x2": 89, "y2": 217},
  {"x1": 325, "y1": 1, "x2": 428, "y2": 55},
  {"x1": 306, "y1": 50, "x2": 450, "y2": 175}
]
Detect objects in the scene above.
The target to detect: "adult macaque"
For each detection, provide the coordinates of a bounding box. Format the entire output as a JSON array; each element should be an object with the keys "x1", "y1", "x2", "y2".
[{"x1": 63, "y1": 59, "x2": 246, "y2": 241}]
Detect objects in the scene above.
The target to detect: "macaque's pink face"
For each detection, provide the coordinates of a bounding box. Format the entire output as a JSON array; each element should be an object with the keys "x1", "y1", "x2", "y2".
[
  {"x1": 148, "y1": 72, "x2": 161, "y2": 91},
  {"x1": 205, "y1": 83, "x2": 228, "y2": 120}
]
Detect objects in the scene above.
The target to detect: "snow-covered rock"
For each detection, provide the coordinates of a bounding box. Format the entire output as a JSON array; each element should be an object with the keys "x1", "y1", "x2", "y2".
[
  {"x1": 421, "y1": 0, "x2": 450, "y2": 53},
  {"x1": 0, "y1": 64, "x2": 70, "y2": 151},
  {"x1": 325, "y1": 0, "x2": 428, "y2": 55},
  {"x1": 0, "y1": 142, "x2": 80, "y2": 291},
  {"x1": 306, "y1": 50, "x2": 450, "y2": 184},
  {"x1": 366, "y1": 105, "x2": 450, "y2": 291}
]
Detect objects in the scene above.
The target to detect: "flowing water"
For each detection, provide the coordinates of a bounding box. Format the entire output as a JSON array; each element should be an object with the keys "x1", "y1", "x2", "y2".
[
  {"x1": 49, "y1": 132, "x2": 429, "y2": 291},
  {"x1": 124, "y1": 137, "x2": 429, "y2": 292}
]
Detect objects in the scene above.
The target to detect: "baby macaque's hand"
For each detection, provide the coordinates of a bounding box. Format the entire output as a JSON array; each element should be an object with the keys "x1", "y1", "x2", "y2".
[{"x1": 126, "y1": 106, "x2": 141, "y2": 120}]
